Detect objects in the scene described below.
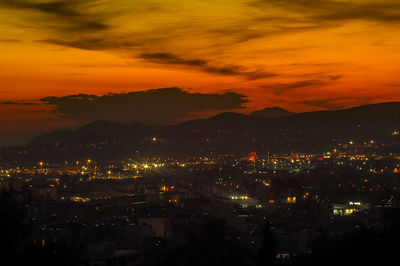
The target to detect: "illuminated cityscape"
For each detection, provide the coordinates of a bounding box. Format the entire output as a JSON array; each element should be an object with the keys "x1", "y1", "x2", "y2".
[
  {"x1": 1, "y1": 102, "x2": 400, "y2": 265},
  {"x1": 2, "y1": 0, "x2": 400, "y2": 265}
]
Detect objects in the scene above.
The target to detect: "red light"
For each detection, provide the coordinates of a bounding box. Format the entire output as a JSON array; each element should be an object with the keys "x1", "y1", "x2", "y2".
[
  {"x1": 248, "y1": 152, "x2": 258, "y2": 163},
  {"x1": 306, "y1": 158, "x2": 310, "y2": 161},
  {"x1": 318, "y1": 158, "x2": 324, "y2": 161}
]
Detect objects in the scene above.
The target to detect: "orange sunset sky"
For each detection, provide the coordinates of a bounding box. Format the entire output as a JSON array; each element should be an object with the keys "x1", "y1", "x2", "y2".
[{"x1": 1, "y1": 0, "x2": 400, "y2": 145}]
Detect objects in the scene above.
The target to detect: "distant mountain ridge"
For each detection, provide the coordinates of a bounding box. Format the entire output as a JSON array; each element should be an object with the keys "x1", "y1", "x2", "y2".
[
  {"x1": 251, "y1": 107, "x2": 294, "y2": 117},
  {"x1": 6, "y1": 101, "x2": 400, "y2": 162}
]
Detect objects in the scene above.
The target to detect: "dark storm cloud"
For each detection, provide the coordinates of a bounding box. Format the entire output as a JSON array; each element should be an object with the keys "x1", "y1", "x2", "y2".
[
  {"x1": 262, "y1": 80, "x2": 326, "y2": 95},
  {"x1": 140, "y1": 52, "x2": 277, "y2": 80},
  {"x1": 40, "y1": 87, "x2": 249, "y2": 124}
]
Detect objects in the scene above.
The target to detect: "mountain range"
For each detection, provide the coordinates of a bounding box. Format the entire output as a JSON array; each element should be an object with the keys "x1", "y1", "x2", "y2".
[
  {"x1": 2, "y1": 102, "x2": 400, "y2": 162},
  {"x1": 250, "y1": 107, "x2": 294, "y2": 117}
]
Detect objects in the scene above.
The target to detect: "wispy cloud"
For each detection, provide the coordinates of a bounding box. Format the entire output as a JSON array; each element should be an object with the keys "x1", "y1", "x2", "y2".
[
  {"x1": 0, "y1": 38, "x2": 21, "y2": 42},
  {"x1": 261, "y1": 80, "x2": 328, "y2": 95},
  {"x1": 0, "y1": 0, "x2": 348, "y2": 81},
  {"x1": 293, "y1": 98, "x2": 350, "y2": 110},
  {"x1": 0, "y1": 101, "x2": 39, "y2": 105},
  {"x1": 291, "y1": 95, "x2": 384, "y2": 110},
  {"x1": 0, "y1": 0, "x2": 110, "y2": 32},
  {"x1": 140, "y1": 52, "x2": 277, "y2": 80},
  {"x1": 36, "y1": 38, "x2": 138, "y2": 50},
  {"x1": 253, "y1": 0, "x2": 400, "y2": 23}
]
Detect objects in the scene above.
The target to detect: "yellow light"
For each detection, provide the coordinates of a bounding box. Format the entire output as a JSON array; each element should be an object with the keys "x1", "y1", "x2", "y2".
[{"x1": 287, "y1": 196, "x2": 296, "y2": 203}]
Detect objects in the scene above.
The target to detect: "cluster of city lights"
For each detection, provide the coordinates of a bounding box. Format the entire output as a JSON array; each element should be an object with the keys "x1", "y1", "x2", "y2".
[{"x1": 231, "y1": 195, "x2": 248, "y2": 200}]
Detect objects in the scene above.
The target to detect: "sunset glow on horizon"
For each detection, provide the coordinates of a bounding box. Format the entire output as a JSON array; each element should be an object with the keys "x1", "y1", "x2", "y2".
[{"x1": 1, "y1": 0, "x2": 400, "y2": 144}]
